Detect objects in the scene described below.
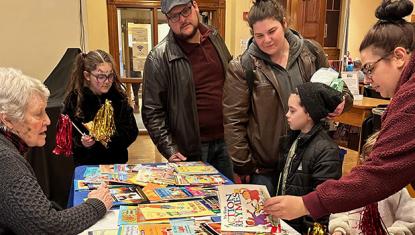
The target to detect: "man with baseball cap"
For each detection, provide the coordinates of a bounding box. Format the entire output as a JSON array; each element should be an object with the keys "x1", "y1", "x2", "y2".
[{"x1": 142, "y1": 0, "x2": 234, "y2": 180}]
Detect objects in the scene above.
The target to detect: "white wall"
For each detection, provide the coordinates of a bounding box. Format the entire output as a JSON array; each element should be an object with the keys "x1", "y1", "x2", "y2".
[{"x1": 0, "y1": 0, "x2": 82, "y2": 81}]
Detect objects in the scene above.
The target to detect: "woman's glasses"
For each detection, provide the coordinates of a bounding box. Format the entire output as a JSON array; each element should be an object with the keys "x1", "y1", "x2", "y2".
[
  {"x1": 90, "y1": 72, "x2": 115, "y2": 83},
  {"x1": 361, "y1": 53, "x2": 391, "y2": 78},
  {"x1": 166, "y1": 3, "x2": 192, "y2": 23}
]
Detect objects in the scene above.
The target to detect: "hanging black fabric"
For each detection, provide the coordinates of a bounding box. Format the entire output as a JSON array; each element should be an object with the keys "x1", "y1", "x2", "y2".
[{"x1": 26, "y1": 48, "x2": 81, "y2": 208}]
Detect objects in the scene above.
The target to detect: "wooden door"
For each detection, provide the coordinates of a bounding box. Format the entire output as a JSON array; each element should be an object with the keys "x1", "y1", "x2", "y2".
[{"x1": 285, "y1": 0, "x2": 327, "y2": 46}]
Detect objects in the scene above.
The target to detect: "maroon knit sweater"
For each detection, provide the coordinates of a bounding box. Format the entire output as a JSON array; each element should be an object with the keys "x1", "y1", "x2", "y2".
[{"x1": 303, "y1": 51, "x2": 415, "y2": 219}]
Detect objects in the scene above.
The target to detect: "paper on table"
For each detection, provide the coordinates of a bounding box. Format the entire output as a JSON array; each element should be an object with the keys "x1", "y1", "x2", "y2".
[{"x1": 342, "y1": 72, "x2": 363, "y2": 100}]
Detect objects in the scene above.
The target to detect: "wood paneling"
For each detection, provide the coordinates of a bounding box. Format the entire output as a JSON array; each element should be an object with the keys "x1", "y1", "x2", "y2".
[{"x1": 324, "y1": 47, "x2": 340, "y2": 60}]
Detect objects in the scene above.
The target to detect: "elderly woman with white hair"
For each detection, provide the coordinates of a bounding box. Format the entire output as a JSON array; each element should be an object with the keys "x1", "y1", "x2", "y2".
[{"x1": 0, "y1": 68, "x2": 112, "y2": 234}]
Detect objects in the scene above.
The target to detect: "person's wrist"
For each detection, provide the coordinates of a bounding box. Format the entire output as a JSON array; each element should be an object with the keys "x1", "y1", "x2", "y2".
[{"x1": 300, "y1": 197, "x2": 310, "y2": 215}]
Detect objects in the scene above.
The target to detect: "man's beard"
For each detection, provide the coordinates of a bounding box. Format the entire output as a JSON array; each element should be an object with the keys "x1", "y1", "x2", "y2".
[{"x1": 175, "y1": 21, "x2": 199, "y2": 41}]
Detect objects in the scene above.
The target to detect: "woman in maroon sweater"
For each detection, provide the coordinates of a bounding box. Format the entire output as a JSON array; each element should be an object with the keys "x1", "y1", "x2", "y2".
[{"x1": 264, "y1": 0, "x2": 415, "y2": 220}]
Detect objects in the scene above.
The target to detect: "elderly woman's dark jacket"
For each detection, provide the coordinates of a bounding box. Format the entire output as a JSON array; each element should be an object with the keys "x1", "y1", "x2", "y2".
[
  {"x1": 63, "y1": 86, "x2": 138, "y2": 166},
  {"x1": 0, "y1": 134, "x2": 106, "y2": 234}
]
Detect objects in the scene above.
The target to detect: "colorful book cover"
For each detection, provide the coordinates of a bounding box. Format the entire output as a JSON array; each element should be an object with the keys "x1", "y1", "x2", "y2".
[
  {"x1": 119, "y1": 219, "x2": 195, "y2": 235},
  {"x1": 170, "y1": 161, "x2": 219, "y2": 175},
  {"x1": 117, "y1": 225, "x2": 138, "y2": 235},
  {"x1": 185, "y1": 186, "x2": 217, "y2": 198},
  {"x1": 137, "y1": 200, "x2": 215, "y2": 220},
  {"x1": 175, "y1": 174, "x2": 227, "y2": 186},
  {"x1": 201, "y1": 196, "x2": 220, "y2": 214},
  {"x1": 200, "y1": 222, "x2": 257, "y2": 235},
  {"x1": 217, "y1": 184, "x2": 273, "y2": 232},
  {"x1": 87, "y1": 228, "x2": 118, "y2": 235},
  {"x1": 153, "y1": 187, "x2": 193, "y2": 201},
  {"x1": 142, "y1": 184, "x2": 166, "y2": 202},
  {"x1": 169, "y1": 218, "x2": 196, "y2": 235},
  {"x1": 137, "y1": 223, "x2": 170, "y2": 235},
  {"x1": 100, "y1": 164, "x2": 140, "y2": 174},
  {"x1": 118, "y1": 206, "x2": 139, "y2": 225},
  {"x1": 200, "y1": 222, "x2": 221, "y2": 235},
  {"x1": 74, "y1": 180, "x2": 125, "y2": 191},
  {"x1": 83, "y1": 167, "x2": 101, "y2": 179},
  {"x1": 74, "y1": 180, "x2": 102, "y2": 191},
  {"x1": 110, "y1": 186, "x2": 148, "y2": 206},
  {"x1": 143, "y1": 185, "x2": 218, "y2": 202},
  {"x1": 134, "y1": 167, "x2": 176, "y2": 186}
]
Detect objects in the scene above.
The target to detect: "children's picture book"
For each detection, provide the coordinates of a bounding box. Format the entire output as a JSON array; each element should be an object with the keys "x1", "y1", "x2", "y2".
[
  {"x1": 169, "y1": 161, "x2": 219, "y2": 175},
  {"x1": 118, "y1": 219, "x2": 195, "y2": 235},
  {"x1": 217, "y1": 184, "x2": 273, "y2": 233},
  {"x1": 110, "y1": 186, "x2": 148, "y2": 206},
  {"x1": 86, "y1": 228, "x2": 118, "y2": 235},
  {"x1": 74, "y1": 180, "x2": 127, "y2": 191},
  {"x1": 74, "y1": 180, "x2": 102, "y2": 191},
  {"x1": 118, "y1": 206, "x2": 139, "y2": 225},
  {"x1": 143, "y1": 185, "x2": 218, "y2": 202},
  {"x1": 134, "y1": 167, "x2": 176, "y2": 186},
  {"x1": 175, "y1": 174, "x2": 227, "y2": 186},
  {"x1": 169, "y1": 219, "x2": 196, "y2": 235},
  {"x1": 100, "y1": 164, "x2": 145, "y2": 175},
  {"x1": 200, "y1": 222, "x2": 258, "y2": 235},
  {"x1": 83, "y1": 167, "x2": 101, "y2": 179},
  {"x1": 117, "y1": 225, "x2": 138, "y2": 235},
  {"x1": 201, "y1": 196, "x2": 220, "y2": 214},
  {"x1": 137, "y1": 200, "x2": 215, "y2": 220}
]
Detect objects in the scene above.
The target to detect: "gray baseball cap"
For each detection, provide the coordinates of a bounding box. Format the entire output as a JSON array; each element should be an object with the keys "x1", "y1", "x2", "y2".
[{"x1": 161, "y1": 0, "x2": 192, "y2": 14}]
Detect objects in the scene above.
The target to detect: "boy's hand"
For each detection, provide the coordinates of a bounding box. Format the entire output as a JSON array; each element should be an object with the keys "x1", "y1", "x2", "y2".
[{"x1": 328, "y1": 100, "x2": 345, "y2": 119}]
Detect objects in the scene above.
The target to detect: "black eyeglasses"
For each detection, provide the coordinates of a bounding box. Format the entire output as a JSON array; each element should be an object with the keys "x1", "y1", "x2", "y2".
[
  {"x1": 361, "y1": 53, "x2": 391, "y2": 79},
  {"x1": 89, "y1": 72, "x2": 115, "y2": 82},
  {"x1": 166, "y1": 3, "x2": 192, "y2": 23}
]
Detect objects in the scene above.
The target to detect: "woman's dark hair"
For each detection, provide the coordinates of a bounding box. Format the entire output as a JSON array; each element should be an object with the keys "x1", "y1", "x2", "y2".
[
  {"x1": 359, "y1": 0, "x2": 415, "y2": 54},
  {"x1": 65, "y1": 49, "x2": 126, "y2": 118},
  {"x1": 247, "y1": 0, "x2": 285, "y2": 29}
]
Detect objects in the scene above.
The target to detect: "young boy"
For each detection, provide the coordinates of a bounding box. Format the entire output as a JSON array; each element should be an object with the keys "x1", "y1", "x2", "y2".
[{"x1": 276, "y1": 82, "x2": 344, "y2": 233}]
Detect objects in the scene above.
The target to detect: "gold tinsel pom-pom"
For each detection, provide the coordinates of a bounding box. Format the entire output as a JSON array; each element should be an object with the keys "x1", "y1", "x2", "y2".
[
  {"x1": 83, "y1": 99, "x2": 116, "y2": 148},
  {"x1": 308, "y1": 222, "x2": 327, "y2": 235}
]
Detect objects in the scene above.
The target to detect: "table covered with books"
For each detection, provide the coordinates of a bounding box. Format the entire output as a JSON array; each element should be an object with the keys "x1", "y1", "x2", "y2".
[{"x1": 72, "y1": 162, "x2": 300, "y2": 235}]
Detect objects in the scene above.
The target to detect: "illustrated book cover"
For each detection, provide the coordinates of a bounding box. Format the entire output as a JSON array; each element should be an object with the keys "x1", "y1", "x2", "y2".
[
  {"x1": 169, "y1": 161, "x2": 219, "y2": 175},
  {"x1": 143, "y1": 185, "x2": 217, "y2": 202},
  {"x1": 110, "y1": 186, "x2": 148, "y2": 206},
  {"x1": 137, "y1": 200, "x2": 215, "y2": 220},
  {"x1": 217, "y1": 184, "x2": 273, "y2": 232}
]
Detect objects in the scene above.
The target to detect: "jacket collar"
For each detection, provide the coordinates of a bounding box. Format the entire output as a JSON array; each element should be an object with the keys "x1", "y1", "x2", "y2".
[
  {"x1": 281, "y1": 123, "x2": 324, "y2": 151},
  {"x1": 285, "y1": 29, "x2": 304, "y2": 68},
  {"x1": 0, "y1": 127, "x2": 28, "y2": 155},
  {"x1": 296, "y1": 123, "x2": 323, "y2": 146},
  {"x1": 165, "y1": 23, "x2": 218, "y2": 62},
  {"x1": 0, "y1": 133, "x2": 36, "y2": 176}
]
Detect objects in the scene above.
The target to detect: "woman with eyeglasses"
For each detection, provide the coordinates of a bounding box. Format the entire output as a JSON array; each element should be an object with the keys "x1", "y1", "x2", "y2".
[
  {"x1": 264, "y1": 0, "x2": 415, "y2": 222},
  {"x1": 63, "y1": 50, "x2": 138, "y2": 166}
]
